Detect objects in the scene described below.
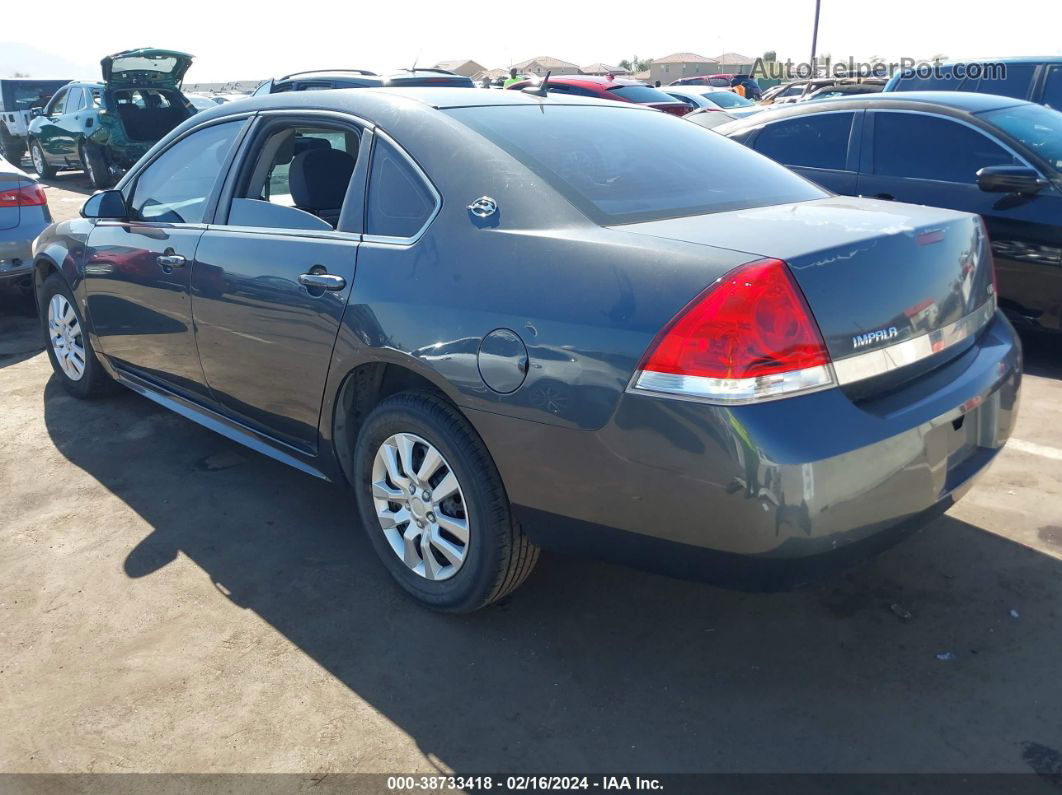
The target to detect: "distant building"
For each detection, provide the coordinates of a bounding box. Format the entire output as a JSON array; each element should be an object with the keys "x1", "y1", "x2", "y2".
[
  {"x1": 649, "y1": 52, "x2": 719, "y2": 85},
  {"x1": 581, "y1": 62, "x2": 629, "y2": 76},
  {"x1": 434, "y1": 60, "x2": 487, "y2": 78},
  {"x1": 632, "y1": 69, "x2": 651, "y2": 82},
  {"x1": 510, "y1": 56, "x2": 582, "y2": 77},
  {"x1": 713, "y1": 52, "x2": 756, "y2": 74},
  {"x1": 183, "y1": 80, "x2": 260, "y2": 94},
  {"x1": 472, "y1": 67, "x2": 511, "y2": 84}
]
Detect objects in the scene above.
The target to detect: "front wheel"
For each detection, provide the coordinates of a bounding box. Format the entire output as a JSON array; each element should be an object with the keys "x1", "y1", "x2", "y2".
[
  {"x1": 39, "y1": 273, "x2": 120, "y2": 399},
  {"x1": 29, "y1": 139, "x2": 56, "y2": 178},
  {"x1": 353, "y1": 392, "x2": 539, "y2": 612},
  {"x1": 80, "y1": 142, "x2": 113, "y2": 189}
]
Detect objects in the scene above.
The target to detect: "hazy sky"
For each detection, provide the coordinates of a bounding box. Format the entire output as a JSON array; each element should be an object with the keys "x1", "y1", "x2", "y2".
[{"x1": 6, "y1": 0, "x2": 1062, "y2": 81}]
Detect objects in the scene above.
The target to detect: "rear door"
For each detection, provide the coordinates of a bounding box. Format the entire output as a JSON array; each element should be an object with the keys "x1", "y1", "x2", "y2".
[
  {"x1": 1039, "y1": 65, "x2": 1062, "y2": 110},
  {"x1": 859, "y1": 110, "x2": 1062, "y2": 326},
  {"x1": 749, "y1": 110, "x2": 861, "y2": 194},
  {"x1": 84, "y1": 117, "x2": 247, "y2": 400},
  {"x1": 190, "y1": 114, "x2": 367, "y2": 451},
  {"x1": 54, "y1": 86, "x2": 85, "y2": 159}
]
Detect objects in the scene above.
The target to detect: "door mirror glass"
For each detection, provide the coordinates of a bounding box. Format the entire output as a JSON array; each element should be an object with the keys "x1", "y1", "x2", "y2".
[
  {"x1": 81, "y1": 190, "x2": 128, "y2": 219},
  {"x1": 30, "y1": 107, "x2": 43, "y2": 117},
  {"x1": 976, "y1": 165, "x2": 1049, "y2": 195}
]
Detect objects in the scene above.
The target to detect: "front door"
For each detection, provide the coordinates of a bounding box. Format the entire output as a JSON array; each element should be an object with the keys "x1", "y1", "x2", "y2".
[
  {"x1": 859, "y1": 110, "x2": 1062, "y2": 328},
  {"x1": 191, "y1": 118, "x2": 366, "y2": 451},
  {"x1": 36, "y1": 86, "x2": 70, "y2": 160},
  {"x1": 84, "y1": 118, "x2": 246, "y2": 400}
]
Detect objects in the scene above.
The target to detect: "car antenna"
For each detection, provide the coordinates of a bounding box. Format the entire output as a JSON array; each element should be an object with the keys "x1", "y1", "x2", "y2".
[{"x1": 522, "y1": 71, "x2": 551, "y2": 97}]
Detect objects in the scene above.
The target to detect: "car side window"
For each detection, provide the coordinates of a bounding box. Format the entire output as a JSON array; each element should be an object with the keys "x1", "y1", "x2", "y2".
[
  {"x1": 45, "y1": 88, "x2": 68, "y2": 116},
  {"x1": 365, "y1": 138, "x2": 437, "y2": 239},
  {"x1": 965, "y1": 64, "x2": 1036, "y2": 100},
  {"x1": 872, "y1": 113, "x2": 1016, "y2": 183},
  {"x1": 1042, "y1": 65, "x2": 1062, "y2": 111},
  {"x1": 130, "y1": 120, "x2": 243, "y2": 224},
  {"x1": 227, "y1": 123, "x2": 361, "y2": 230},
  {"x1": 67, "y1": 88, "x2": 85, "y2": 113},
  {"x1": 754, "y1": 113, "x2": 853, "y2": 170}
]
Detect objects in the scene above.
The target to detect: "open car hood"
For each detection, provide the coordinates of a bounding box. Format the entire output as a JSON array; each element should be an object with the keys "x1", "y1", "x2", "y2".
[{"x1": 101, "y1": 48, "x2": 194, "y2": 89}]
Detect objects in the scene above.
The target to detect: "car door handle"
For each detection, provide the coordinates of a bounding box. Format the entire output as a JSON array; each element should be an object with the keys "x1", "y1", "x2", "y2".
[
  {"x1": 298, "y1": 272, "x2": 346, "y2": 291},
  {"x1": 157, "y1": 254, "x2": 186, "y2": 268}
]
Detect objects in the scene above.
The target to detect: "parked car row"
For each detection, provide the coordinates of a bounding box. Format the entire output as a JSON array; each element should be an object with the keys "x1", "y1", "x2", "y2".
[
  {"x1": 716, "y1": 91, "x2": 1062, "y2": 334},
  {"x1": 31, "y1": 83, "x2": 1021, "y2": 612}
]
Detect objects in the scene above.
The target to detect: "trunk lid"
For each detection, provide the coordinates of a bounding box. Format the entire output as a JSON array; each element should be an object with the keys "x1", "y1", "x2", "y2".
[
  {"x1": 101, "y1": 48, "x2": 194, "y2": 89},
  {"x1": 617, "y1": 196, "x2": 995, "y2": 370}
]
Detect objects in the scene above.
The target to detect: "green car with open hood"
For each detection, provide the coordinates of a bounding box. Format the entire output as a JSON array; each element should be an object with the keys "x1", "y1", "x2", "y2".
[{"x1": 26, "y1": 48, "x2": 195, "y2": 188}]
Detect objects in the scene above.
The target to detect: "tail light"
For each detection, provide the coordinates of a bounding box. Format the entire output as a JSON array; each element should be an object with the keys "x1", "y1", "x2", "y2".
[
  {"x1": 0, "y1": 183, "x2": 47, "y2": 207},
  {"x1": 631, "y1": 258, "x2": 835, "y2": 404}
]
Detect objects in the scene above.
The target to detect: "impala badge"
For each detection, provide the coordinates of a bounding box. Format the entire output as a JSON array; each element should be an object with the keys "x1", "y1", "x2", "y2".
[{"x1": 853, "y1": 326, "x2": 899, "y2": 349}]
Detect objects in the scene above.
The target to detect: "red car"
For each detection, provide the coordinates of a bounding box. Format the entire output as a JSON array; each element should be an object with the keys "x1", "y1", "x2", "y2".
[{"x1": 506, "y1": 75, "x2": 690, "y2": 116}]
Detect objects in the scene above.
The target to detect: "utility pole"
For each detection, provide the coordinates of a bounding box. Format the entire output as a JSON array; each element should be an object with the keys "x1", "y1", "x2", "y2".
[{"x1": 810, "y1": 0, "x2": 822, "y2": 73}]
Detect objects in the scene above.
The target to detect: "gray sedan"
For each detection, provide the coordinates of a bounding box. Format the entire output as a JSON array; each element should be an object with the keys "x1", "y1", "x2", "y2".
[
  {"x1": 0, "y1": 154, "x2": 51, "y2": 292},
  {"x1": 32, "y1": 88, "x2": 1020, "y2": 612}
]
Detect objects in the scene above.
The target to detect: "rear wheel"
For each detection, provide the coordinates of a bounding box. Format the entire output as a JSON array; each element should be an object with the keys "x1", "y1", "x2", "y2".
[
  {"x1": 0, "y1": 130, "x2": 26, "y2": 165},
  {"x1": 39, "y1": 273, "x2": 119, "y2": 399},
  {"x1": 80, "y1": 142, "x2": 112, "y2": 189},
  {"x1": 353, "y1": 391, "x2": 539, "y2": 612},
  {"x1": 29, "y1": 139, "x2": 56, "y2": 178}
]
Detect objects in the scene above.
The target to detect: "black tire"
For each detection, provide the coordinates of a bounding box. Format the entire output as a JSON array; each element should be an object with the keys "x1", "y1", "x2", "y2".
[
  {"x1": 0, "y1": 130, "x2": 26, "y2": 165},
  {"x1": 353, "y1": 391, "x2": 539, "y2": 612},
  {"x1": 39, "y1": 273, "x2": 120, "y2": 399},
  {"x1": 80, "y1": 142, "x2": 113, "y2": 189},
  {"x1": 29, "y1": 139, "x2": 56, "y2": 178}
]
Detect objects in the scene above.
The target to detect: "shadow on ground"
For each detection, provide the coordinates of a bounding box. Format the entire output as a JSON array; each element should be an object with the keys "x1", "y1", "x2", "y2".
[
  {"x1": 0, "y1": 288, "x2": 41, "y2": 368},
  {"x1": 1021, "y1": 331, "x2": 1061, "y2": 380},
  {"x1": 40, "y1": 370, "x2": 1062, "y2": 776}
]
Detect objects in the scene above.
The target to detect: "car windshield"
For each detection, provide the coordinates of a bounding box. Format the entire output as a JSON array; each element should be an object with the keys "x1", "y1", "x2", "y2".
[
  {"x1": 606, "y1": 85, "x2": 679, "y2": 104},
  {"x1": 704, "y1": 91, "x2": 755, "y2": 108},
  {"x1": 979, "y1": 103, "x2": 1062, "y2": 172},
  {"x1": 448, "y1": 105, "x2": 825, "y2": 224}
]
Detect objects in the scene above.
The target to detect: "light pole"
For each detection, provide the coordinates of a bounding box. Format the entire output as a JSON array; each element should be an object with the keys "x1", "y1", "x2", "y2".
[{"x1": 810, "y1": 0, "x2": 822, "y2": 73}]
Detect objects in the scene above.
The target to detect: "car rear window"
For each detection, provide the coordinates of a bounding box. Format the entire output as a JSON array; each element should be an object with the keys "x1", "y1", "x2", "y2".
[
  {"x1": 606, "y1": 85, "x2": 680, "y2": 104},
  {"x1": 447, "y1": 105, "x2": 826, "y2": 224},
  {"x1": 704, "y1": 91, "x2": 754, "y2": 108}
]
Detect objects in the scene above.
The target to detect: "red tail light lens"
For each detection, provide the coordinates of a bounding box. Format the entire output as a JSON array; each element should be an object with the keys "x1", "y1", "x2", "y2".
[
  {"x1": 632, "y1": 259, "x2": 835, "y2": 404},
  {"x1": 0, "y1": 183, "x2": 47, "y2": 207}
]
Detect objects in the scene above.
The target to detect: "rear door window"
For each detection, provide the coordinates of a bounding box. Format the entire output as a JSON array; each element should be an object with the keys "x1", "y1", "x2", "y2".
[
  {"x1": 130, "y1": 120, "x2": 244, "y2": 224},
  {"x1": 965, "y1": 63, "x2": 1036, "y2": 99},
  {"x1": 754, "y1": 113, "x2": 854, "y2": 170},
  {"x1": 365, "y1": 138, "x2": 438, "y2": 239},
  {"x1": 872, "y1": 112, "x2": 1015, "y2": 182}
]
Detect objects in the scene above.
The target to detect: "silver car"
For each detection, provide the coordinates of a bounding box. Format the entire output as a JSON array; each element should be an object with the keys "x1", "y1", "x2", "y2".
[
  {"x1": 662, "y1": 86, "x2": 763, "y2": 118},
  {"x1": 0, "y1": 154, "x2": 51, "y2": 291}
]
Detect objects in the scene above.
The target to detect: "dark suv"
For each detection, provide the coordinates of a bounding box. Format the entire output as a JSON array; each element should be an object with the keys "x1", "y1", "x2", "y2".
[
  {"x1": 884, "y1": 57, "x2": 1062, "y2": 110},
  {"x1": 253, "y1": 68, "x2": 474, "y2": 95},
  {"x1": 670, "y1": 73, "x2": 762, "y2": 100}
]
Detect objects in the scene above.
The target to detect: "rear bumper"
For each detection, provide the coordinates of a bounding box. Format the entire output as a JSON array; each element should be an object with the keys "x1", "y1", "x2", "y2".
[
  {"x1": 467, "y1": 312, "x2": 1021, "y2": 588},
  {"x1": 0, "y1": 219, "x2": 46, "y2": 281}
]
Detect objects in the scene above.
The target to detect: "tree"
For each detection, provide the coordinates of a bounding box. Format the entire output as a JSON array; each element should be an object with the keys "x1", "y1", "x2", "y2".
[
  {"x1": 762, "y1": 50, "x2": 777, "y2": 62},
  {"x1": 619, "y1": 59, "x2": 632, "y2": 71},
  {"x1": 13, "y1": 71, "x2": 30, "y2": 77}
]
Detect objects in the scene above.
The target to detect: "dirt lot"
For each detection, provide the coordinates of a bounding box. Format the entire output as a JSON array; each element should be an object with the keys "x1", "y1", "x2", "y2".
[{"x1": 2, "y1": 173, "x2": 1061, "y2": 777}]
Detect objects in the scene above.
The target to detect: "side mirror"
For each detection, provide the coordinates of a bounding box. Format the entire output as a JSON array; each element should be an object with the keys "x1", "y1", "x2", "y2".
[
  {"x1": 976, "y1": 165, "x2": 1049, "y2": 195},
  {"x1": 30, "y1": 107, "x2": 43, "y2": 117},
  {"x1": 81, "y1": 190, "x2": 127, "y2": 220}
]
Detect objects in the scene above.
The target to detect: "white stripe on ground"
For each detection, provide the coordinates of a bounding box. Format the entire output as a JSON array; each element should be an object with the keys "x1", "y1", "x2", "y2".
[{"x1": 1008, "y1": 439, "x2": 1062, "y2": 462}]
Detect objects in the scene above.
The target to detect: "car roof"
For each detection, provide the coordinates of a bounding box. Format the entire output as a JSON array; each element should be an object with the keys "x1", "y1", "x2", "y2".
[
  {"x1": 929, "y1": 56, "x2": 1062, "y2": 66},
  {"x1": 719, "y1": 91, "x2": 1031, "y2": 132},
  {"x1": 533, "y1": 74, "x2": 645, "y2": 87}
]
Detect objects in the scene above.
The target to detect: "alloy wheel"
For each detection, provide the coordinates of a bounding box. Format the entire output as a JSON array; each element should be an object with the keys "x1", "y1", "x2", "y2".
[
  {"x1": 31, "y1": 144, "x2": 45, "y2": 175},
  {"x1": 371, "y1": 432, "x2": 469, "y2": 581},
  {"x1": 48, "y1": 294, "x2": 86, "y2": 381}
]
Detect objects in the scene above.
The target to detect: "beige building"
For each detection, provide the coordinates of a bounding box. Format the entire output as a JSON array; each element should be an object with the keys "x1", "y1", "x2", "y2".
[
  {"x1": 510, "y1": 56, "x2": 582, "y2": 77},
  {"x1": 649, "y1": 52, "x2": 719, "y2": 85},
  {"x1": 433, "y1": 60, "x2": 488, "y2": 78},
  {"x1": 581, "y1": 62, "x2": 629, "y2": 76}
]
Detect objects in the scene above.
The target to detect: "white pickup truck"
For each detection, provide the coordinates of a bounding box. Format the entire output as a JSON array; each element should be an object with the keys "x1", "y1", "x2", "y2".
[{"x1": 0, "y1": 78, "x2": 72, "y2": 166}]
